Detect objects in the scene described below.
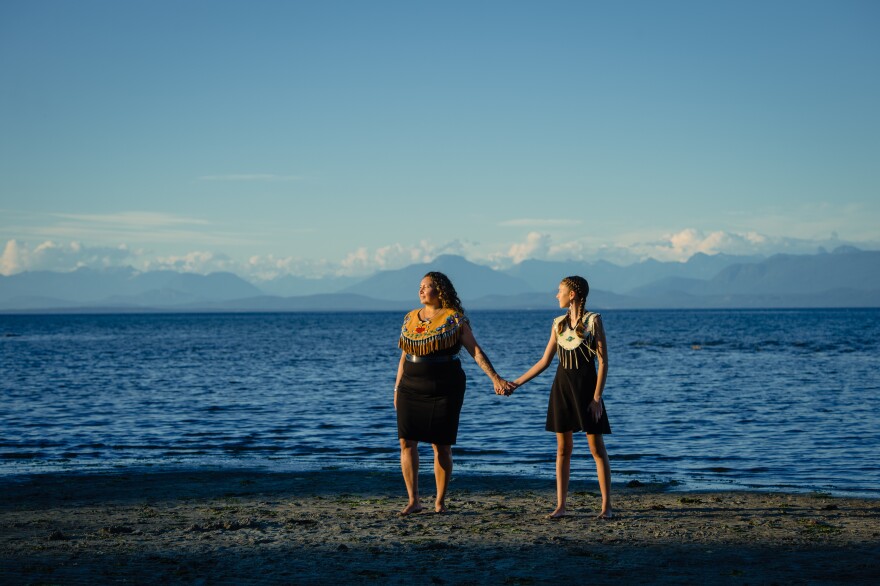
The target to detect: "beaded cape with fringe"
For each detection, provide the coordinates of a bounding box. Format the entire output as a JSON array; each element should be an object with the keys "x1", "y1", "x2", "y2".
[
  {"x1": 553, "y1": 312, "x2": 600, "y2": 369},
  {"x1": 399, "y1": 308, "x2": 467, "y2": 356}
]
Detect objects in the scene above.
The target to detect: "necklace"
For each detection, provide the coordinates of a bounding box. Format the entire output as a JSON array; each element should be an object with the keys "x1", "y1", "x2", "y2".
[{"x1": 419, "y1": 308, "x2": 440, "y2": 322}]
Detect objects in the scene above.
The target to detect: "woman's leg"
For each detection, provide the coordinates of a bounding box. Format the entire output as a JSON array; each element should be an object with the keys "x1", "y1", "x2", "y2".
[
  {"x1": 549, "y1": 432, "x2": 573, "y2": 518},
  {"x1": 432, "y1": 444, "x2": 453, "y2": 513},
  {"x1": 399, "y1": 438, "x2": 423, "y2": 515},
  {"x1": 587, "y1": 433, "x2": 613, "y2": 518}
]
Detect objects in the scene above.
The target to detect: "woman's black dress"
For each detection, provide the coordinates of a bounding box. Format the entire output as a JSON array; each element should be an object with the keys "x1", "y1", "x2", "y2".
[
  {"x1": 546, "y1": 314, "x2": 611, "y2": 435},
  {"x1": 396, "y1": 345, "x2": 466, "y2": 445}
]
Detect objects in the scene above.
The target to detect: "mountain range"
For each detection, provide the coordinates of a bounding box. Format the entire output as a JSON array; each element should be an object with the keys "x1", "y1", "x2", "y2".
[{"x1": 0, "y1": 247, "x2": 877, "y2": 312}]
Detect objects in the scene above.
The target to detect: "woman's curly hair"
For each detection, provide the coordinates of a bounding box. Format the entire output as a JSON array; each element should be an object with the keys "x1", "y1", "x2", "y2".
[
  {"x1": 424, "y1": 271, "x2": 465, "y2": 315},
  {"x1": 556, "y1": 275, "x2": 590, "y2": 338}
]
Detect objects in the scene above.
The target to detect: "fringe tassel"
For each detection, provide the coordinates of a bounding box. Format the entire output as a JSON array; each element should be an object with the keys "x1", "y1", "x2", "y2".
[
  {"x1": 557, "y1": 342, "x2": 596, "y2": 369},
  {"x1": 399, "y1": 328, "x2": 461, "y2": 356}
]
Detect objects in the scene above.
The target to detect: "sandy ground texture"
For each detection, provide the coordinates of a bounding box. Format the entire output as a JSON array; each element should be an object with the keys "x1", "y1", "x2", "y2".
[{"x1": 1, "y1": 468, "x2": 878, "y2": 585}]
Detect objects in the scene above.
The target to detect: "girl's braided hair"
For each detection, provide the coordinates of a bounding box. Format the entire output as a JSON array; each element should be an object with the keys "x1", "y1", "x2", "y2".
[
  {"x1": 556, "y1": 275, "x2": 590, "y2": 338},
  {"x1": 425, "y1": 271, "x2": 465, "y2": 315}
]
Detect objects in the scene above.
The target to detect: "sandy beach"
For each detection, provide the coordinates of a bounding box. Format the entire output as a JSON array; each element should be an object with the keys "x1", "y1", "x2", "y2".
[{"x1": 1, "y1": 468, "x2": 878, "y2": 585}]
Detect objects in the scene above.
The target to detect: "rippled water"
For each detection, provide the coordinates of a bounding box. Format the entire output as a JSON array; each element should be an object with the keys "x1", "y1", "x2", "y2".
[{"x1": 2, "y1": 309, "x2": 878, "y2": 496}]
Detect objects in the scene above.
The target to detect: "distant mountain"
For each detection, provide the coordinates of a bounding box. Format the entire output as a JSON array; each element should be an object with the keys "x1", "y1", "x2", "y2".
[
  {"x1": 0, "y1": 267, "x2": 139, "y2": 303},
  {"x1": 466, "y1": 289, "x2": 643, "y2": 310},
  {"x1": 257, "y1": 274, "x2": 363, "y2": 297},
  {"x1": 340, "y1": 255, "x2": 534, "y2": 302},
  {"x1": 0, "y1": 268, "x2": 264, "y2": 309},
  {"x1": 631, "y1": 248, "x2": 880, "y2": 300},
  {"x1": 175, "y1": 294, "x2": 406, "y2": 312},
  {"x1": 504, "y1": 252, "x2": 765, "y2": 294},
  {"x1": 2, "y1": 249, "x2": 877, "y2": 312}
]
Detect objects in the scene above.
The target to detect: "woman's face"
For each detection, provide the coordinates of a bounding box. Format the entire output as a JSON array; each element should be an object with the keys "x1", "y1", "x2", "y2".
[
  {"x1": 556, "y1": 282, "x2": 574, "y2": 309},
  {"x1": 419, "y1": 277, "x2": 440, "y2": 306}
]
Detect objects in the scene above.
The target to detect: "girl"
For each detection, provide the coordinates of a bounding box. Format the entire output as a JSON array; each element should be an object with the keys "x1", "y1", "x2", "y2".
[{"x1": 512, "y1": 276, "x2": 612, "y2": 518}]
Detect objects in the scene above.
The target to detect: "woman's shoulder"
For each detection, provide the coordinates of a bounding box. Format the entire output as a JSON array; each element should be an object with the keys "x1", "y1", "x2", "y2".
[
  {"x1": 402, "y1": 307, "x2": 467, "y2": 323},
  {"x1": 446, "y1": 308, "x2": 468, "y2": 325}
]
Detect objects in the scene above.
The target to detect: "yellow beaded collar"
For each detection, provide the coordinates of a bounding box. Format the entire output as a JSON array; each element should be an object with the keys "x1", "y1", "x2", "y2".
[{"x1": 399, "y1": 307, "x2": 467, "y2": 356}]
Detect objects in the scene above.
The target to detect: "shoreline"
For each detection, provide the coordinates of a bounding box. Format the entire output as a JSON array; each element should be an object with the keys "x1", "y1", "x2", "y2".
[{"x1": 2, "y1": 469, "x2": 878, "y2": 584}]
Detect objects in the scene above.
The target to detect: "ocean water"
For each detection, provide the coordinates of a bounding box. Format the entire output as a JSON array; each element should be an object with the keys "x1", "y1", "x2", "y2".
[{"x1": 1, "y1": 309, "x2": 878, "y2": 496}]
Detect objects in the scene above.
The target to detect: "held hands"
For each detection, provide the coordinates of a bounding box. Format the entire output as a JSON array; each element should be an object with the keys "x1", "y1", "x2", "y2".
[{"x1": 493, "y1": 378, "x2": 518, "y2": 396}]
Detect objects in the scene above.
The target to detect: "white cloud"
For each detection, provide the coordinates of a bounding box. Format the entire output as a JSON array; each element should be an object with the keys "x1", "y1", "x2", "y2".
[
  {"x1": 339, "y1": 241, "x2": 437, "y2": 276},
  {"x1": 246, "y1": 255, "x2": 336, "y2": 280},
  {"x1": 499, "y1": 219, "x2": 582, "y2": 228},
  {"x1": 144, "y1": 251, "x2": 237, "y2": 274},
  {"x1": 0, "y1": 239, "x2": 135, "y2": 275},
  {"x1": 54, "y1": 211, "x2": 210, "y2": 227},
  {"x1": 3, "y1": 226, "x2": 877, "y2": 283},
  {"x1": 492, "y1": 232, "x2": 551, "y2": 265},
  {"x1": 1, "y1": 240, "x2": 24, "y2": 275},
  {"x1": 26, "y1": 210, "x2": 259, "y2": 247},
  {"x1": 198, "y1": 174, "x2": 301, "y2": 182}
]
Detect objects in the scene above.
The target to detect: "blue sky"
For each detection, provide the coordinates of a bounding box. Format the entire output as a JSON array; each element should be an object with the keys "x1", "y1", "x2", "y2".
[{"x1": 2, "y1": 0, "x2": 878, "y2": 279}]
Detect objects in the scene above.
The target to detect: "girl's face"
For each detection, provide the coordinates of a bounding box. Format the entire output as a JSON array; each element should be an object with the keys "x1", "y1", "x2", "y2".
[
  {"x1": 419, "y1": 277, "x2": 440, "y2": 306},
  {"x1": 556, "y1": 283, "x2": 575, "y2": 309}
]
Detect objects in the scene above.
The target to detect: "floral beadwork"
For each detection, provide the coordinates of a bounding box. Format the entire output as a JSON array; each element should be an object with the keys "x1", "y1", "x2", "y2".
[{"x1": 399, "y1": 308, "x2": 467, "y2": 356}]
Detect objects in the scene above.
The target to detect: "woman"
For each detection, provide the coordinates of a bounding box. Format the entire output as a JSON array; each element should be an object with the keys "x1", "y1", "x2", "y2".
[
  {"x1": 511, "y1": 276, "x2": 613, "y2": 519},
  {"x1": 394, "y1": 271, "x2": 513, "y2": 515}
]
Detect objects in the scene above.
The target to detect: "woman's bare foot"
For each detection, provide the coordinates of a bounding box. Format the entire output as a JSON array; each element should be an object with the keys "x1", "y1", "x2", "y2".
[
  {"x1": 399, "y1": 502, "x2": 424, "y2": 516},
  {"x1": 597, "y1": 508, "x2": 613, "y2": 519},
  {"x1": 434, "y1": 502, "x2": 449, "y2": 513},
  {"x1": 547, "y1": 506, "x2": 567, "y2": 519}
]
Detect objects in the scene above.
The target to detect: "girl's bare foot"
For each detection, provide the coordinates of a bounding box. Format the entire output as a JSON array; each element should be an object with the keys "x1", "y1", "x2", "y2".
[
  {"x1": 434, "y1": 502, "x2": 448, "y2": 514},
  {"x1": 547, "y1": 506, "x2": 567, "y2": 519},
  {"x1": 597, "y1": 508, "x2": 613, "y2": 519},
  {"x1": 399, "y1": 502, "x2": 424, "y2": 516}
]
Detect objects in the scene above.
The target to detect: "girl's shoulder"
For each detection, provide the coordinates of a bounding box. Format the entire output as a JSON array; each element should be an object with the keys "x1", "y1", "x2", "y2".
[{"x1": 552, "y1": 312, "x2": 601, "y2": 326}]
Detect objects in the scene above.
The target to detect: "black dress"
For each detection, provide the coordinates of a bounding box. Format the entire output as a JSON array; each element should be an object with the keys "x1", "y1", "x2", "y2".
[
  {"x1": 546, "y1": 313, "x2": 612, "y2": 435},
  {"x1": 396, "y1": 308, "x2": 469, "y2": 446},
  {"x1": 396, "y1": 345, "x2": 466, "y2": 445}
]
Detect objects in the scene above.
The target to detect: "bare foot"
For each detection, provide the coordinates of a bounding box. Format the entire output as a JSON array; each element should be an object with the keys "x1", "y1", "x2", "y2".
[
  {"x1": 547, "y1": 507, "x2": 567, "y2": 519},
  {"x1": 434, "y1": 503, "x2": 449, "y2": 514},
  {"x1": 399, "y1": 502, "x2": 424, "y2": 516},
  {"x1": 597, "y1": 509, "x2": 614, "y2": 520}
]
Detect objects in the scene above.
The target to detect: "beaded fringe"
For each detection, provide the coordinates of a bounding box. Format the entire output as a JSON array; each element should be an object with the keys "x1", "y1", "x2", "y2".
[
  {"x1": 557, "y1": 343, "x2": 596, "y2": 370},
  {"x1": 399, "y1": 328, "x2": 461, "y2": 356}
]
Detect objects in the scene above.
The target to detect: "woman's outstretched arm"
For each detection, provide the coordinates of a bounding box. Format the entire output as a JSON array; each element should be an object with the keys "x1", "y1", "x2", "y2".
[{"x1": 459, "y1": 322, "x2": 513, "y2": 394}]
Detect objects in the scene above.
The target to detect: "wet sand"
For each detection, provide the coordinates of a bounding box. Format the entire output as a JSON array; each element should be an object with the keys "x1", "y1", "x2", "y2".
[{"x1": 1, "y1": 468, "x2": 878, "y2": 585}]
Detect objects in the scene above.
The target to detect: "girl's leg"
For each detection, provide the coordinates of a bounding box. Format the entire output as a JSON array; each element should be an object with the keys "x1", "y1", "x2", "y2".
[
  {"x1": 399, "y1": 438, "x2": 423, "y2": 515},
  {"x1": 550, "y1": 432, "x2": 573, "y2": 518},
  {"x1": 432, "y1": 444, "x2": 453, "y2": 513},
  {"x1": 587, "y1": 433, "x2": 613, "y2": 518}
]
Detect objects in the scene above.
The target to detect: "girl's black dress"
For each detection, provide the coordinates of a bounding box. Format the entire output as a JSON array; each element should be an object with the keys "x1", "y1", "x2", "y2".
[{"x1": 546, "y1": 313, "x2": 612, "y2": 435}]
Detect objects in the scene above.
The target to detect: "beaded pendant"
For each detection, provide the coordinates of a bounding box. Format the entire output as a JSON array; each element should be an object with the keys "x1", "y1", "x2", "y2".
[{"x1": 554, "y1": 312, "x2": 599, "y2": 369}]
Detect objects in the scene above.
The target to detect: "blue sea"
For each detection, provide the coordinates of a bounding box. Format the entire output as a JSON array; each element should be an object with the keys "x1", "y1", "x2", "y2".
[{"x1": 1, "y1": 309, "x2": 879, "y2": 496}]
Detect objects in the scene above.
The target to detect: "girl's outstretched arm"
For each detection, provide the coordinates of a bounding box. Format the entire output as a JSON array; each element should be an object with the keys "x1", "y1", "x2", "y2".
[{"x1": 512, "y1": 330, "x2": 557, "y2": 391}]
